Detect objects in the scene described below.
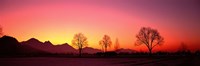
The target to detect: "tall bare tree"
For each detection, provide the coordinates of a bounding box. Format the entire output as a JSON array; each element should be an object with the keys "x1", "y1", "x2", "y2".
[
  {"x1": 135, "y1": 27, "x2": 164, "y2": 55},
  {"x1": 99, "y1": 41, "x2": 105, "y2": 52},
  {"x1": 99, "y1": 35, "x2": 112, "y2": 52},
  {"x1": 114, "y1": 38, "x2": 120, "y2": 51},
  {"x1": 178, "y1": 42, "x2": 188, "y2": 52},
  {"x1": 72, "y1": 33, "x2": 88, "y2": 56}
]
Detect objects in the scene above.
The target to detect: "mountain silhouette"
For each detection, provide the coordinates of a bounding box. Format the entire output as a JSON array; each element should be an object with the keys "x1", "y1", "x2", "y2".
[
  {"x1": 51, "y1": 43, "x2": 77, "y2": 54},
  {"x1": 0, "y1": 36, "x2": 103, "y2": 55},
  {"x1": 21, "y1": 38, "x2": 77, "y2": 54},
  {"x1": 0, "y1": 36, "x2": 20, "y2": 54},
  {"x1": 0, "y1": 36, "x2": 46, "y2": 55},
  {"x1": 82, "y1": 47, "x2": 102, "y2": 54}
]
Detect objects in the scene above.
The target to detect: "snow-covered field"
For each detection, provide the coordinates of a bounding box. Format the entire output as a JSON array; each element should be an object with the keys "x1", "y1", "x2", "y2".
[{"x1": 0, "y1": 57, "x2": 199, "y2": 66}]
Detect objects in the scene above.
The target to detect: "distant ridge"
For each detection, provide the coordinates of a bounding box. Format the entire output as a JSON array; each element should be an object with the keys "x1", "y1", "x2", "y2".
[
  {"x1": 0, "y1": 36, "x2": 103, "y2": 55},
  {"x1": 82, "y1": 47, "x2": 102, "y2": 54},
  {"x1": 21, "y1": 38, "x2": 77, "y2": 54},
  {"x1": 0, "y1": 36, "x2": 47, "y2": 55}
]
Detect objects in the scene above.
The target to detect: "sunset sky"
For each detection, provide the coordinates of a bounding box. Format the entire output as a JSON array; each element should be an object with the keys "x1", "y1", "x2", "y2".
[{"x1": 1, "y1": 0, "x2": 200, "y2": 52}]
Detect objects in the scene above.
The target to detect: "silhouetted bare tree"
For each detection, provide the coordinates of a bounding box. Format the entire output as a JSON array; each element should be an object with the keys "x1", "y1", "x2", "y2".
[
  {"x1": 178, "y1": 42, "x2": 188, "y2": 52},
  {"x1": 114, "y1": 38, "x2": 120, "y2": 51},
  {"x1": 72, "y1": 33, "x2": 88, "y2": 56},
  {"x1": 135, "y1": 27, "x2": 164, "y2": 55},
  {"x1": 99, "y1": 35, "x2": 112, "y2": 52},
  {"x1": 99, "y1": 41, "x2": 105, "y2": 52}
]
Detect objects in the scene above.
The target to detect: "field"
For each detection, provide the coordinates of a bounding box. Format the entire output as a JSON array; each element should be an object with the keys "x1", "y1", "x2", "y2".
[{"x1": 0, "y1": 56, "x2": 199, "y2": 66}]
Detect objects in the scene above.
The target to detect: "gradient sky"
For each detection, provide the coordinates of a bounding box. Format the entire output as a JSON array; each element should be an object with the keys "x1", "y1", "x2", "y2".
[{"x1": 1, "y1": 0, "x2": 200, "y2": 52}]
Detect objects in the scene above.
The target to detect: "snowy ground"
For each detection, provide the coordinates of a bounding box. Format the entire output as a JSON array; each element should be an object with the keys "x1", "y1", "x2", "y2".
[{"x1": 0, "y1": 57, "x2": 199, "y2": 66}]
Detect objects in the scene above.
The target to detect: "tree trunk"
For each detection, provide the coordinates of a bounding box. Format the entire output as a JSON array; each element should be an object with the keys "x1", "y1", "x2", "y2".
[
  {"x1": 79, "y1": 49, "x2": 82, "y2": 57},
  {"x1": 149, "y1": 49, "x2": 152, "y2": 56},
  {"x1": 102, "y1": 46, "x2": 105, "y2": 52},
  {"x1": 105, "y1": 47, "x2": 107, "y2": 52}
]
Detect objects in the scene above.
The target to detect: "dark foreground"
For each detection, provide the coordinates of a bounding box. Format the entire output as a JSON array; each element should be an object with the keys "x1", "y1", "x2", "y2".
[{"x1": 0, "y1": 56, "x2": 199, "y2": 66}]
